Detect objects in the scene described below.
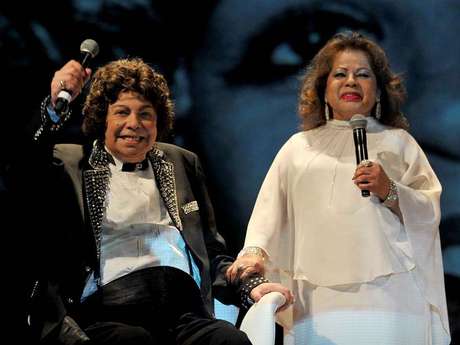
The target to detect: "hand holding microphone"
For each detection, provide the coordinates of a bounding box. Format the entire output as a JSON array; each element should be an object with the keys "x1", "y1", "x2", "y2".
[
  {"x1": 51, "y1": 39, "x2": 99, "y2": 115},
  {"x1": 350, "y1": 114, "x2": 393, "y2": 200},
  {"x1": 350, "y1": 114, "x2": 370, "y2": 197}
]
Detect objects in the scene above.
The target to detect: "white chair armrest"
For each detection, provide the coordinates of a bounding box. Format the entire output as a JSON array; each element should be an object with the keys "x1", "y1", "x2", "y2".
[{"x1": 239, "y1": 292, "x2": 286, "y2": 345}]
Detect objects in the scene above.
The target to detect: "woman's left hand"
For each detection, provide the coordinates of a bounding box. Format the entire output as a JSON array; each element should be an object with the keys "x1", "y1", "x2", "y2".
[
  {"x1": 352, "y1": 160, "x2": 391, "y2": 201},
  {"x1": 250, "y1": 283, "x2": 294, "y2": 312}
]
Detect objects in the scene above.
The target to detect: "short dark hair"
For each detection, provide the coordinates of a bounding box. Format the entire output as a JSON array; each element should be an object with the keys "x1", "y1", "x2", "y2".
[
  {"x1": 298, "y1": 31, "x2": 408, "y2": 130},
  {"x1": 82, "y1": 58, "x2": 174, "y2": 141}
]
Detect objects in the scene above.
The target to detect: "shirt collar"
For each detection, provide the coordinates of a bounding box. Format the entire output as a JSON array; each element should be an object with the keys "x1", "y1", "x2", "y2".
[{"x1": 105, "y1": 146, "x2": 149, "y2": 172}]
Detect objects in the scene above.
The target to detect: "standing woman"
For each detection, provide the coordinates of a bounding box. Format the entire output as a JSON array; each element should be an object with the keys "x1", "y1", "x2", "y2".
[{"x1": 228, "y1": 32, "x2": 450, "y2": 344}]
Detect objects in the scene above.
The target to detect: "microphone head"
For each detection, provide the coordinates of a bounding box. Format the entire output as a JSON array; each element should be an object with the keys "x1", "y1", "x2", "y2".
[
  {"x1": 349, "y1": 114, "x2": 368, "y2": 130},
  {"x1": 80, "y1": 39, "x2": 100, "y2": 58}
]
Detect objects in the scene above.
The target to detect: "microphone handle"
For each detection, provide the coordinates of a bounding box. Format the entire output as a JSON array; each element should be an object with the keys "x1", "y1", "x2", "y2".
[
  {"x1": 54, "y1": 91, "x2": 71, "y2": 115},
  {"x1": 80, "y1": 52, "x2": 92, "y2": 69},
  {"x1": 361, "y1": 189, "x2": 370, "y2": 197},
  {"x1": 353, "y1": 128, "x2": 370, "y2": 197}
]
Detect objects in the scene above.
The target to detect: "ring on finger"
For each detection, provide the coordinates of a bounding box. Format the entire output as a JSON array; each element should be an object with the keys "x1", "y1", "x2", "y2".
[
  {"x1": 59, "y1": 80, "x2": 66, "y2": 90},
  {"x1": 359, "y1": 159, "x2": 373, "y2": 168}
]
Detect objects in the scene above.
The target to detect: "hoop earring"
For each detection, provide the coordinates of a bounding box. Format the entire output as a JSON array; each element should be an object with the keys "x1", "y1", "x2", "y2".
[
  {"x1": 375, "y1": 97, "x2": 381, "y2": 120},
  {"x1": 324, "y1": 98, "x2": 330, "y2": 121}
]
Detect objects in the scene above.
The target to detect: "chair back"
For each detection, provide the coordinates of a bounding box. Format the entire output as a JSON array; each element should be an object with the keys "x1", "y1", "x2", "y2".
[{"x1": 239, "y1": 292, "x2": 286, "y2": 345}]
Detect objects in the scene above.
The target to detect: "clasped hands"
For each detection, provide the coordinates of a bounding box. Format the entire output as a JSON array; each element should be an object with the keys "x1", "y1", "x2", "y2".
[{"x1": 226, "y1": 254, "x2": 294, "y2": 311}]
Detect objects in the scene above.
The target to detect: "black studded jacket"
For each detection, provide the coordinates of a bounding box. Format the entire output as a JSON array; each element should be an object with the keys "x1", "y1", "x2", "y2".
[{"x1": 25, "y1": 137, "x2": 240, "y2": 342}]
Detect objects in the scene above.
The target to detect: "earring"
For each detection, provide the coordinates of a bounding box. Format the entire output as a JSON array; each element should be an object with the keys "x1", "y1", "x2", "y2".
[
  {"x1": 324, "y1": 98, "x2": 330, "y2": 121},
  {"x1": 375, "y1": 97, "x2": 381, "y2": 120}
]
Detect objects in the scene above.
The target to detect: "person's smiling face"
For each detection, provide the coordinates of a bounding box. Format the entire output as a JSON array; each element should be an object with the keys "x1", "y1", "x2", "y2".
[
  {"x1": 105, "y1": 91, "x2": 157, "y2": 163},
  {"x1": 325, "y1": 49, "x2": 378, "y2": 121}
]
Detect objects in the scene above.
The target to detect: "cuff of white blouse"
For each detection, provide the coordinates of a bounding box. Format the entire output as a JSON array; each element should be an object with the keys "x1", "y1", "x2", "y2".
[{"x1": 396, "y1": 180, "x2": 441, "y2": 226}]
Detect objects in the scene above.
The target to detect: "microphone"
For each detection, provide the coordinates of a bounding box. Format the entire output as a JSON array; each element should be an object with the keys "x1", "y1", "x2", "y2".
[
  {"x1": 349, "y1": 114, "x2": 370, "y2": 197},
  {"x1": 54, "y1": 39, "x2": 100, "y2": 116}
]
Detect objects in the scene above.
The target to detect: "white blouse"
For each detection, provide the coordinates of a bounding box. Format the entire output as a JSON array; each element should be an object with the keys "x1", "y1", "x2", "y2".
[{"x1": 245, "y1": 118, "x2": 450, "y2": 343}]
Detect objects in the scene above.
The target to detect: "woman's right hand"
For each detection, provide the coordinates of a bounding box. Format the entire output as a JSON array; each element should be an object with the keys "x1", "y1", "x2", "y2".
[
  {"x1": 226, "y1": 254, "x2": 266, "y2": 284},
  {"x1": 50, "y1": 60, "x2": 91, "y2": 106}
]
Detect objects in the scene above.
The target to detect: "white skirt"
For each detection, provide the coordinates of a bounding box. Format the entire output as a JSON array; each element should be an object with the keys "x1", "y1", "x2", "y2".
[
  {"x1": 284, "y1": 309, "x2": 447, "y2": 345},
  {"x1": 280, "y1": 272, "x2": 450, "y2": 345}
]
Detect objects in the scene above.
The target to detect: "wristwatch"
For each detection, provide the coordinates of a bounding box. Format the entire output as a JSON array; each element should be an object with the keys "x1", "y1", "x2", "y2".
[{"x1": 383, "y1": 179, "x2": 398, "y2": 206}]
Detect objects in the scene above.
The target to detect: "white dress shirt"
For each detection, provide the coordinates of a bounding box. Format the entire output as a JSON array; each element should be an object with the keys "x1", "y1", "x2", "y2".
[{"x1": 81, "y1": 152, "x2": 200, "y2": 299}]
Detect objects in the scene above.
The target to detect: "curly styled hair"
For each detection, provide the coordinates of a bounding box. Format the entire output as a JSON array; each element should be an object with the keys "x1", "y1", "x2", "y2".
[
  {"x1": 82, "y1": 58, "x2": 174, "y2": 141},
  {"x1": 298, "y1": 31, "x2": 409, "y2": 131}
]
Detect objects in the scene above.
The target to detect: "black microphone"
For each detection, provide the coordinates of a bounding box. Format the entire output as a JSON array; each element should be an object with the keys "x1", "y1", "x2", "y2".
[
  {"x1": 54, "y1": 39, "x2": 100, "y2": 116},
  {"x1": 350, "y1": 114, "x2": 370, "y2": 197}
]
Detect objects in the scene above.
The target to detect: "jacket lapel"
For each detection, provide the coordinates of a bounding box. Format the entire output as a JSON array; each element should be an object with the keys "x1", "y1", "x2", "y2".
[
  {"x1": 149, "y1": 148, "x2": 183, "y2": 230},
  {"x1": 83, "y1": 141, "x2": 111, "y2": 260}
]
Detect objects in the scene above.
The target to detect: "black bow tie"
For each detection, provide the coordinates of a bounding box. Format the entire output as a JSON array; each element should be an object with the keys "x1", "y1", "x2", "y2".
[{"x1": 121, "y1": 159, "x2": 149, "y2": 172}]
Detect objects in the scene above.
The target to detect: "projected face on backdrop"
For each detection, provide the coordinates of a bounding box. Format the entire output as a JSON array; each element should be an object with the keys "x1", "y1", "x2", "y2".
[{"x1": 185, "y1": 0, "x2": 460, "y2": 255}]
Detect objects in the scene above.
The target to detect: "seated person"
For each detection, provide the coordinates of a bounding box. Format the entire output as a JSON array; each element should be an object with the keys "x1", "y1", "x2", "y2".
[{"x1": 25, "y1": 57, "x2": 292, "y2": 345}]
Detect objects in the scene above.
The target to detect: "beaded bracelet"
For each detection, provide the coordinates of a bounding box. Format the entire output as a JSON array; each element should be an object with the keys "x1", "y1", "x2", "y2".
[
  {"x1": 237, "y1": 246, "x2": 267, "y2": 260},
  {"x1": 239, "y1": 275, "x2": 270, "y2": 309},
  {"x1": 383, "y1": 179, "x2": 398, "y2": 207}
]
